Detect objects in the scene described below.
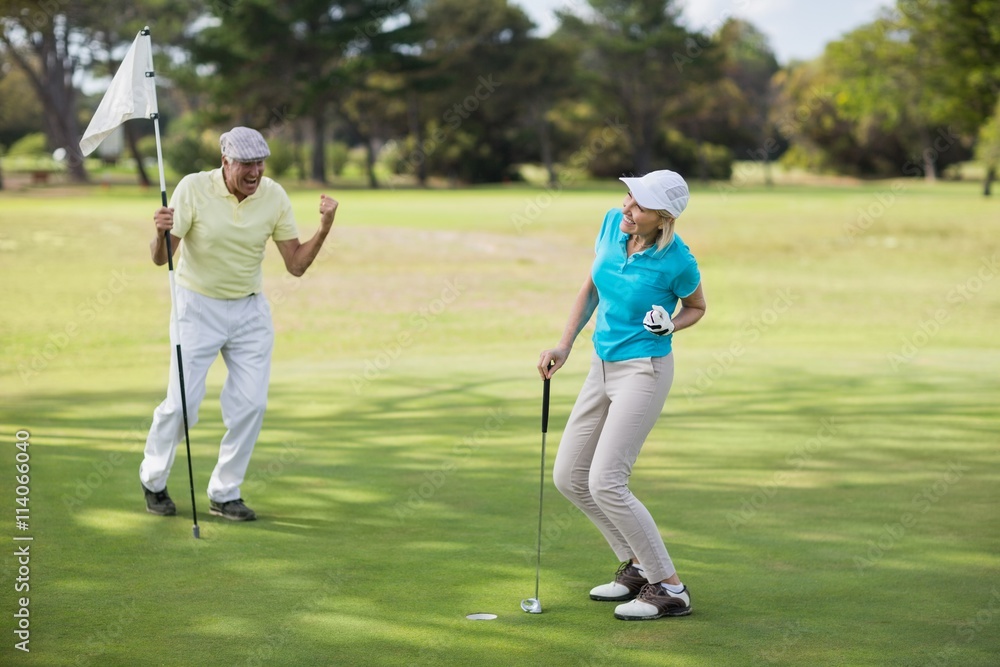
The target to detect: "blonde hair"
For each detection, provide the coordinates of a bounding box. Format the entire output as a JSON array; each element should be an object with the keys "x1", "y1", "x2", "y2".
[{"x1": 654, "y1": 211, "x2": 676, "y2": 251}]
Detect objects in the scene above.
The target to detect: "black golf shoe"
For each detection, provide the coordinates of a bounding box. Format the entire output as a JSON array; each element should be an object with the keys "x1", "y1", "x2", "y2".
[
  {"x1": 209, "y1": 498, "x2": 257, "y2": 521},
  {"x1": 142, "y1": 484, "x2": 177, "y2": 516}
]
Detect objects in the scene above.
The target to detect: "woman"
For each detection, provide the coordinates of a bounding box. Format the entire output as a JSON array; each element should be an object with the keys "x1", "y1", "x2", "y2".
[{"x1": 537, "y1": 169, "x2": 706, "y2": 620}]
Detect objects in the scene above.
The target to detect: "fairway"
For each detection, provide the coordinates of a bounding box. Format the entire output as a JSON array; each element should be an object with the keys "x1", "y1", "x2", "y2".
[{"x1": 1, "y1": 180, "x2": 998, "y2": 666}]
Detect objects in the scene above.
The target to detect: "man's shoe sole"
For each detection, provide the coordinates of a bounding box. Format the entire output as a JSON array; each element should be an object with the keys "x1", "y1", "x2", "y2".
[
  {"x1": 145, "y1": 506, "x2": 176, "y2": 516},
  {"x1": 614, "y1": 608, "x2": 692, "y2": 620},
  {"x1": 209, "y1": 508, "x2": 256, "y2": 521},
  {"x1": 590, "y1": 592, "x2": 638, "y2": 602}
]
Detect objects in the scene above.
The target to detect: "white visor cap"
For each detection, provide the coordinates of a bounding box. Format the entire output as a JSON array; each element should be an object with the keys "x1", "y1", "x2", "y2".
[{"x1": 619, "y1": 170, "x2": 690, "y2": 218}]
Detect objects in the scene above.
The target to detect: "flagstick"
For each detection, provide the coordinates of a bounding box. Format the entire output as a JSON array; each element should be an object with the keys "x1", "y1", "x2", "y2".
[{"x1": 143, "y1": 26, "x2": 200, "y2": 539}]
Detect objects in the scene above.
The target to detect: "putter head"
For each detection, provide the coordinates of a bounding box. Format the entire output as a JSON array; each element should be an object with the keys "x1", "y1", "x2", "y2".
[{"x1": 520, "y1": 597, "x2": 542, "y2": 614}]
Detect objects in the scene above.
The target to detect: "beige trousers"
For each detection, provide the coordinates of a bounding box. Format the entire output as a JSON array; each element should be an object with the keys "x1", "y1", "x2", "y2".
[{"x1": 553, "y1": 352, "x2": 676, "y2": 582}]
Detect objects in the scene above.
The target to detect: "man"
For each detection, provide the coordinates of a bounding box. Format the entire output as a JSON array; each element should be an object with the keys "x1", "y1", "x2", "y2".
[{"x1": 140, "y1": 126, "x2": 338, "y2": 521}]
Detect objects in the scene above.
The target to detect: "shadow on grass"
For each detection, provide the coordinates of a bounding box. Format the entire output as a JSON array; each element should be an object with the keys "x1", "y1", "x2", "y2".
[{"x1": 4, "y1": 364, "x2": 998, "y2": 666}]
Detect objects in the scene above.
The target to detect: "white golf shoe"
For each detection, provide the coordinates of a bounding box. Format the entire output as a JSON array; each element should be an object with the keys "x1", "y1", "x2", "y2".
[
  {"x1": 589, "y1": 562, "x2": 647, "y2": 601},
  {"x1": 614, "y1": 583, "x2": 692, "y2": 620}
]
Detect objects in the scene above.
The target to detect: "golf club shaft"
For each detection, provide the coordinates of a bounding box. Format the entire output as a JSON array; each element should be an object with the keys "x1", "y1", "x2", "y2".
[
  {"x1": 155, "y1": 111, "x2": 199, "y2": 539},
  {"x1": 163, "y1": 209, "x2": 199, "y2": 538},
  {"x1": 534, "y1": 377, "x2": 551, "y2": 600}
]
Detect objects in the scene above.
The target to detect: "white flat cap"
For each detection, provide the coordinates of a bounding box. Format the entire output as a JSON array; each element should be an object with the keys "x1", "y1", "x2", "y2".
[{"x1": 220, "y1": 127, "x2": 270, "y2": 162}]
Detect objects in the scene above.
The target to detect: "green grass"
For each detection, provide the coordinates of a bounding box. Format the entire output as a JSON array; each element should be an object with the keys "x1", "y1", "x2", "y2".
[{"x1": 1, "y1": 178, "x2": 998, "y2": 666}]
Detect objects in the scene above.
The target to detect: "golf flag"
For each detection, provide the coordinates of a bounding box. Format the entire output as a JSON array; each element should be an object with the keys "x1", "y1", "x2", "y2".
[{"x1": 79, "y1": 30, "x2": 156, "y2": 156}]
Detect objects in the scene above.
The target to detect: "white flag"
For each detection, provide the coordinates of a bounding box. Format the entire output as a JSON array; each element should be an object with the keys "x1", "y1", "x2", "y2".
[{"x1": 79, "y1": 30, "x2": 157, "y2": 156}]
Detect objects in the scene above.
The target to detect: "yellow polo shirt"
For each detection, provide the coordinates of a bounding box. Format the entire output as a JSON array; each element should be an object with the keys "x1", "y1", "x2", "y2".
[{"x1": 170, "y1": 169, "x2": 299, "y2": 299}]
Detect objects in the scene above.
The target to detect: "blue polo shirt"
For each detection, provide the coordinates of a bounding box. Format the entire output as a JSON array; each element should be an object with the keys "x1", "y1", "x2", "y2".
[{"x1": 591, "y1": 208, "x2": 700, "y2": 361}]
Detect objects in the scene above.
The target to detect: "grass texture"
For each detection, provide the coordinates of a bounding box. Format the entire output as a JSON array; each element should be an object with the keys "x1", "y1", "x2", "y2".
[{"x1": 1, "y1": 178, "x2": 998, "y2": 666}]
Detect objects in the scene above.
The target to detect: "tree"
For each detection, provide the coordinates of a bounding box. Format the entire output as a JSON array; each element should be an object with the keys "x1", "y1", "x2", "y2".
[
  {"x1": 819, "y1": 1, "x2": 1000, "y2": 182},
  {"x1": 770, "y1": 1, "x2": 998, "y2": 184},
  {"x1": 339, "y1": 71, "x2": 408, "y2": 188},
  {"x1": 662, "y1": 19, "x2": 780, "y2": 182},
  {"x1": 899, "y1": 0, "x2": 1000, "y2": 134},
  {"x1": 898, "y1": 0, "x2": 1000, "y2": 190},
  {"x1": 184, "y1": 0, "x2": 324, "y2": 180},
  {"x1": 414, "y1": 0, "x2": 539, "y2": 183},
  {"x1": 395, "y1": 49, "x2": 446, "y2": 188},
  {"x1": 769, "y1": 60, "x2": 866, "y2": 175},
  {"x1": 0, "y1": 49, "x2": 44, "y2": 190},
  {"x1": 338, "y1": 6, "x2": 427, "y2": 188},
  {"x1": 188, "y1": 0, "x2": 419, "y2": 184},
  {"x1": 824, "y1": 18, "x2": 946, "y2": 179},
  {"x1": 555, "y1": 0, "x2": 721, "y2": 174},
  {"x1": 0, "y1": 51, "x2": 44, "y2": 146},
  {"x1": 778, "y1": 15, "x2": 971, "y2": 180},
  {"x1": 507, "y1": 34, "x2": 577, "y2": 185},
  {"x1": 0, "y1": 1, "x2": 196, "y2": 184},
  {"x1": 0, "y1": 2, "x2": 92, "y2": 181},
  {"x1": 713, "y1": 19, "x2": 781, "y2": 171},
  {"x1": 976, "y1": 99, "x2": 1000, "y2": 196}
]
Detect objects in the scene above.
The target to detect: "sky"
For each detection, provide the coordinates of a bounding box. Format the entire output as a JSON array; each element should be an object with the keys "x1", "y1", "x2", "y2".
[{"x1": 510, "y1": 0, "x2": 894, "y2": 64}]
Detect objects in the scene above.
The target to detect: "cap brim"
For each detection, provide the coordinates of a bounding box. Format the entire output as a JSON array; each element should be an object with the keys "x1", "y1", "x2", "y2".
[{"x1": 619, "y1": 176, "x2": 664, "y2": 212}]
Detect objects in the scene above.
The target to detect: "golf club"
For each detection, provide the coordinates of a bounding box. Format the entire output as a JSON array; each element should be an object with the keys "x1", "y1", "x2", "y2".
[
  {"x1": 521, "y1": 373, "x2": 550, "y2": 614},
  {"x1": 161, "y1": 140, "x2": 199, "y2": 540}
]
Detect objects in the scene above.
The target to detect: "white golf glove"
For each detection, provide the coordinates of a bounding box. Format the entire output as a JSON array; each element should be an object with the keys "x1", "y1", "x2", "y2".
[{"x1": 643, "y1": 305, "x2": 674, "y2": 336}]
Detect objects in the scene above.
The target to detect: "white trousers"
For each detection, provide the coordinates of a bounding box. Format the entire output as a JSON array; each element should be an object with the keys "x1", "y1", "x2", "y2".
[
  {"x1": 553, "y1": 353, "x2": 677, "y2": 583},
  {"x1": 140, "y1": 285, "x2": 274, "y2": 503}
]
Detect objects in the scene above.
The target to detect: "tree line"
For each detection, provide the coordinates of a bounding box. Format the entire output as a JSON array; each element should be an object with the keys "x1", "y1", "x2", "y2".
[{"x1": 1, "y1": 0, "x2": 998, "y2": 192}]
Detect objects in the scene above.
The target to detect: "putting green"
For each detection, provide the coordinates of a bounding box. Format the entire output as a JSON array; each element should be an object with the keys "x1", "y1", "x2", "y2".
[{"x1": 1, "y1": 179, "x2": 997, "y2": 666}]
